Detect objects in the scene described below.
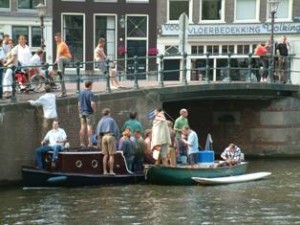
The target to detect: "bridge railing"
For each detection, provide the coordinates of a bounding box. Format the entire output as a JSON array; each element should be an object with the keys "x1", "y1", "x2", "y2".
[{"x1": 0, "y1": 52, "x2": 295, "y2": 102}]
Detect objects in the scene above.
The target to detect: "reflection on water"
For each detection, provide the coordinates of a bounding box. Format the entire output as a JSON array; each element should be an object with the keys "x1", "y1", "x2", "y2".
[{"x1": 0, "y1": 160, "x2": 299, "y2": 225}]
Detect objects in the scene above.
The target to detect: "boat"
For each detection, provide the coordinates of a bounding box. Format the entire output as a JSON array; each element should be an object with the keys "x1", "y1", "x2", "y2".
[
  {"x1": 21, "y1": 148, "x2": 145, "y2": 187},
  {"x1": 144, "y1": 161, "x2": 249, "y2": 185},
  {"x1": 192, "y1": 172, "x2": 272, "y2": 185}
]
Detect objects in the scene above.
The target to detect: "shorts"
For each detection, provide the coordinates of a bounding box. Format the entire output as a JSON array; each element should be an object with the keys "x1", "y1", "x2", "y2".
[
  {"x1": 80, "y1": 113, "x2": 95, "y2": 126},
  {"x1": 102, "y1": 134, "x2": 117, "y2": 155}
]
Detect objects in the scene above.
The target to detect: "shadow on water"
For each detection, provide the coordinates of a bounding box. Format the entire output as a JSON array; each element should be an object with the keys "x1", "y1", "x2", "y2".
[{"x1": 0, "y1": 159, "x2": 299, "y2": 225}]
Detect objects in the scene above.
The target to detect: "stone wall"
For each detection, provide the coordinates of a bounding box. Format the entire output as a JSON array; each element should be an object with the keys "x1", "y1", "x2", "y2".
[
  {"x1": 1, "y1": 89, "x2": 300, "y2": 184},
  {"x1": 0, "y1": 89, "x2": 160, "y2": 184}
]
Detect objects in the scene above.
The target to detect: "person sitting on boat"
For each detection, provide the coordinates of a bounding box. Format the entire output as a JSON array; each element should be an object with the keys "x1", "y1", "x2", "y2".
[
  {"x1": 35, "y1": 120, "x2": 67, "y2": 169},
  {"x1": 133, "y1": 129, "x2": 146, "y2": 173},
  {"x1": 143, "y1": 129, "x2": 155, "y2": 164},
  {"x1": 119, "y1": 128, "x2": 135, "y2": 171},
  {"x1": 181, "y1": 125, "x2": 199, "y2": 165},
  {"x1": 220, "y1": 143, "x2": 242, "y2": 167},
  {"x1": 96, "y1": 108, "x2": 120, "y2": 175}
]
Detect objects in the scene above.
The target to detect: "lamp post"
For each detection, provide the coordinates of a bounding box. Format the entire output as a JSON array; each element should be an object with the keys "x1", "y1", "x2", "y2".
[
  {"x1": 268, "y1": 0, "x2": 280, "y2": 83},
  {"x1": 36, "y1": 3, "x2": 46, "y2": 51}
]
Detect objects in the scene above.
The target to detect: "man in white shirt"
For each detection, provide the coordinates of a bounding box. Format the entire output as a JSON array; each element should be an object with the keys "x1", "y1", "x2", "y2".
[
  {"x1": 29, "y1": 85, "x2": 57, "y2": 138},
  {"x1": 29, "y1": 48, "x2": 44, "y2": 77},
  {"x1": 35, "y1": 120, "x2": 67, "y2": 169}
]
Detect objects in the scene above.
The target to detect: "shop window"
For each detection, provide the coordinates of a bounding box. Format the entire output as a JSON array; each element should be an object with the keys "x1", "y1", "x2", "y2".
[
  {"x1": 63, "y1": 14, "x2": 84, "y2": 66},
  {"x1": 201, "y1": 0, "x2": 224, "y2": 21},
  {"x1": 18, "y1": 0, "x2": 41, "y2": 9},
  {"x1": 235, "y1": 0, "x2": 258, "y2": 21},
  {"x1": 0, "y1": 0, "x2": 9, "y2": 8},
  {"x1": 169, "y1": 0, "x2": 190, "y2": 21},
  {"x1": 12, "y1": 26, "x2": 40, "y2": 48}
]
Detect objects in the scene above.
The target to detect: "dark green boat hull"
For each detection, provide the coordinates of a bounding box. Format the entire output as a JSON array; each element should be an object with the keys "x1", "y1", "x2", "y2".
[{"x1": 145, "y1": 162, "x2": 248, "y2": 185}]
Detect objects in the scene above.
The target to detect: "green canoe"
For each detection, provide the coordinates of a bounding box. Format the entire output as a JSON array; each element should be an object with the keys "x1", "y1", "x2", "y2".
[{"x1": 144, "y1": 162, "x2": 249, "y2": 185}]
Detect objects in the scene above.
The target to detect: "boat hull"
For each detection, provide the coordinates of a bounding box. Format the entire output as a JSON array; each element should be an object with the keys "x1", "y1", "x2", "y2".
[
  {"x1": 21, "y1": 149, "x2": 145, "y2": 187},
  {"x1": 145, "y1": 162, "x2": 248, "y2": 185},
  {"x1": 22, "y1": 167, "x2": 145, "y2": 187}
]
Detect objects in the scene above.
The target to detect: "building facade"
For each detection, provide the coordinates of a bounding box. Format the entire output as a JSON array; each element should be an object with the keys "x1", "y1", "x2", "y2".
[
  {"x1": 0, "y1": 0, "x2": 53, "y2": 63},
  {"x1": 52, "y1": 0, "x2": 157, "y2": 77},
  {"x1": 157, "y1": 0, "x2": 300, "y2": 83}
]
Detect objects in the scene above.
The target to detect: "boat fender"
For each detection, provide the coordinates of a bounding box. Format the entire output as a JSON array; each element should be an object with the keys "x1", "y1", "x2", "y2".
[
  {"x1": 91, "y1": 160, "x2": 98, "y2": 168},
  {"x1": 76, "y1": 160, "x2": 83, "y2": 168},
  {"x1": 47, "y1": 176, "x2": 67, "y2": 183}
]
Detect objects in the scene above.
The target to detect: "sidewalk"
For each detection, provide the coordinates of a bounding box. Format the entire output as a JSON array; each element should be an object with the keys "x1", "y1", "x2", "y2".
[{"x1": 0, "y1": 78, "x2": 182, "y2": 105}]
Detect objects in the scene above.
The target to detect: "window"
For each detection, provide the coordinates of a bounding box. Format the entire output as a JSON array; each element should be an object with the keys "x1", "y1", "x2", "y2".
[
  {"x1": 201, "y1": 0, "x2": 224, "y2": 21},
  {"x1": 95, "y1": 15, "x2": 116, "y2": 61},
  {"x1": 207, "y1": 45, "x2": 219, "y2": 55},
  {"x1": 169, "y1": 0, "x2": 190, "y2": 21},
  {"x1": 126, "y1": 16, "x2": 148, "y2": 79},
  {"x1": 12, "y1": 26, "x2": 41, "y2": 48},
  {"x1": 63, "y1": 14, "x2": 84, "y2": 65},
  {"x1": 191, "y1": 45, "x2": 204, "y2": 55},
  {"x1": 235, "y1": 0, "x2": 258, "y2": 21},
  {"x1": 165, "y1": 46, "x2": 180, "y2": 55},
  {"x1": 18, "y1": 0, "x2": 41, "y2": 10},
  {"x1": 222, "y1": 45, "x2": 234, "y2": 54},
  {"x1": 237, "y1": 45, "x2": 250, "y2": 54},
  {"x1": 267, "y1": 0, "x2": 292, "y2": 21},
  {"x1": 0, "y1": 0, "x2": 9, "y2": 8},
  {"x1": 126, "y1": 0, "x2": 149, "y2": 2}
]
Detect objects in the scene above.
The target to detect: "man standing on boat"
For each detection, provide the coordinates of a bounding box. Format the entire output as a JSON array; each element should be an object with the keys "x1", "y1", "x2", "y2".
[
  {"x1": 78, "y1": 80, "x2": 96, "y2": 148},
  {"x1": 181, "y1": 125, "x2": 199, "y2": 165},
  {"x1": 96, "y1": 108, "x2": 120, "y2": 175},
  {"x1": 35, "y1": 120, "x2": 67, "y2": 169},
  {"x1": 174, "y1": 108, "x2": 189, "y2": 163},
  {"x1": 221, "y1": 143, "x2": 242, "y2": 167}
]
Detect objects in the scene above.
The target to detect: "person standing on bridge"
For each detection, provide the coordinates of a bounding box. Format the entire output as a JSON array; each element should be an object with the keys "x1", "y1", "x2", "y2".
[
  {"x1": 94, "y1": 37, "x2": 108, "y2": 75},
  {"x1": 29, "y1": 85, "x2": 58, "y2": 138},
  {"x1": 54, "y1": 32, "x2": 72, "y2": 97}
]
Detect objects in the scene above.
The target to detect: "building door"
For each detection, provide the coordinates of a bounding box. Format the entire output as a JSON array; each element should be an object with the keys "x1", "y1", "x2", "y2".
[{"x1": 164, "y1": 59, "x2": 180, "y2": 80}]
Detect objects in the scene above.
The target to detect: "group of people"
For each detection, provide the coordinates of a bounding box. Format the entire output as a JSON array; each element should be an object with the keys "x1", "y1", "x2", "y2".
[
  {"x1": 0, "y1": 32, "x2": 71, "y2": 99},
  {"x1": 255, "y1": 35, "x2": 291, "y2": 83},
  {"x1": 30, "y1": 87, "x2": 244, "y2": 172}
]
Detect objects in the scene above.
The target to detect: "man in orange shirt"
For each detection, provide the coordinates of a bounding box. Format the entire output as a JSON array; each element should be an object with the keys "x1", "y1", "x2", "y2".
[{"x1": 54, "y1": 32, "x2": 72, "y2": 97}]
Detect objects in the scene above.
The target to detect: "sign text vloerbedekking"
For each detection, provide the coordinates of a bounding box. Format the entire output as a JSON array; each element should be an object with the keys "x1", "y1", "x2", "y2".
[{"x1": 161, "y1": 22, "x2": 300, "y2": 36}]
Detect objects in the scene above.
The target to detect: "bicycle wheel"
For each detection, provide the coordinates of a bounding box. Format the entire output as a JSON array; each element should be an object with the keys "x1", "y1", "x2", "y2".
[{"x1": 31, "y1": 75, "x2": 46, "y2": 93}]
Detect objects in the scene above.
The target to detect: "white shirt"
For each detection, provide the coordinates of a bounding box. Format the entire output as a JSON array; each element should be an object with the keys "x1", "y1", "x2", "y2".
[
  {"x1": 30, "y1": 54, "x2": 42, "y2": 66},
  {"x1": 29, "y1": 93, "x2": 57, "y2": 119},
  {"x1": 44, "y1": 128, "x2": 67, "y2": 148},
  {"x1": 12, "y1": 44, "x2": 32, "y2": 66}
]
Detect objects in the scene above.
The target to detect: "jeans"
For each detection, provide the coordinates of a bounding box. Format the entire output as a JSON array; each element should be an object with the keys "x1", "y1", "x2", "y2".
[
  {"x1": 35, "y1": 144, "x2": 62, "y2": 169},
  {"x1": 133, "y1": 157, "x2": 144, "y2": 173}
]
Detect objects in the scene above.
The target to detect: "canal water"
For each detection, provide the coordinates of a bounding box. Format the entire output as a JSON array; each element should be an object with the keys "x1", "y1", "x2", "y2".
[{"x1": 0, "y1": 159, "x2": 299, "y2": 225}]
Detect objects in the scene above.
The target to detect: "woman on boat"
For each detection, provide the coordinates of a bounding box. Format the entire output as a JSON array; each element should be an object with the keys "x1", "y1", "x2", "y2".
[
  {"x1": 151, "y1": 108, "x2": 171, "y2": 166},
  {"x1": 220, "y1": 143, "x2": 242, "y2": 167}
]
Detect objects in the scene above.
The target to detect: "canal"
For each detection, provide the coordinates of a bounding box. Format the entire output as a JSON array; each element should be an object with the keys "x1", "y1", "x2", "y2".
[{"x1": 0, "y1": 159, "x2": 299, "y2": 225}]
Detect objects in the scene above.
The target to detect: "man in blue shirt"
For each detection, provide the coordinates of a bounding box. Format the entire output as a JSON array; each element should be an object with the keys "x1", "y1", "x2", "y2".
[
  {"x1": 96, "y1": 108, "x2": 120, "y2": 175},
  {"x1": 78, "y1": 81, "x2": 96, "y2": 148},
  {"x1": 181, "y1": 125, "x2": 199, "y2": 165}
]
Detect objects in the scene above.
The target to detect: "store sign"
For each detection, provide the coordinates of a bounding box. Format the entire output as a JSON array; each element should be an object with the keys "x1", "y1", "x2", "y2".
[{"x1": 161, "y1": 22, "x2": 300, "y2": 36}]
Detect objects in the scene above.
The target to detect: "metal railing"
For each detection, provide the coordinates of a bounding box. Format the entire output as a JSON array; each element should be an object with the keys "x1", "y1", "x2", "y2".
[{"x1": 0, "y1": 52, "x2": 296, "y2": 102}]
